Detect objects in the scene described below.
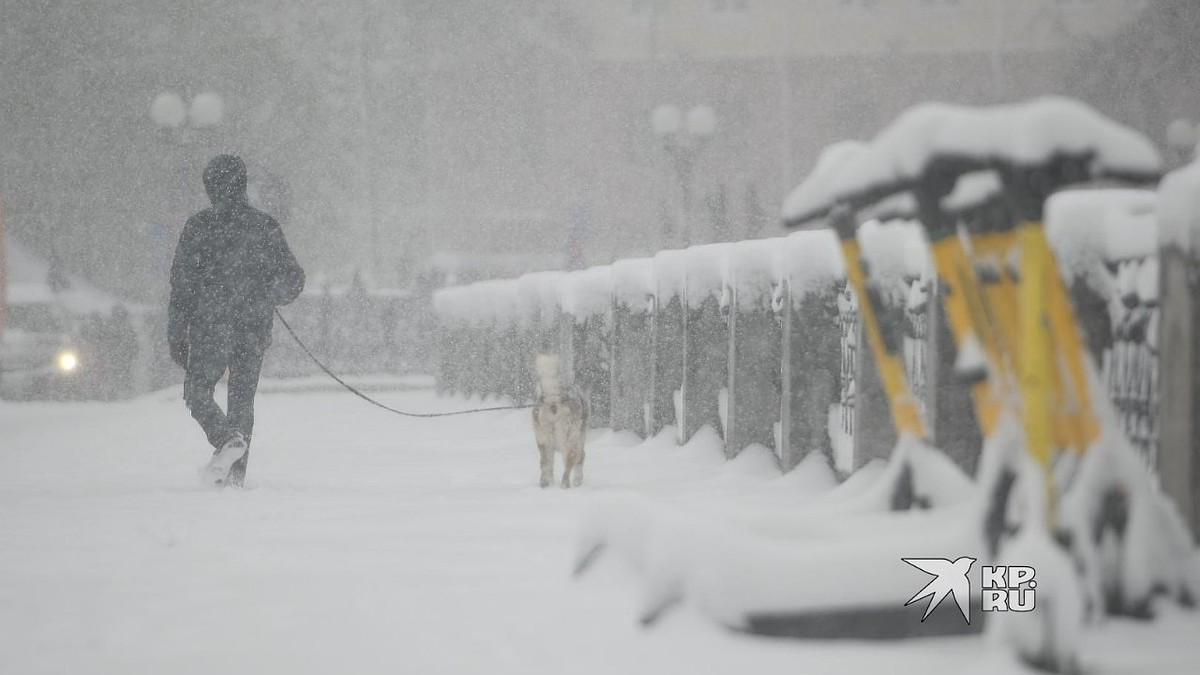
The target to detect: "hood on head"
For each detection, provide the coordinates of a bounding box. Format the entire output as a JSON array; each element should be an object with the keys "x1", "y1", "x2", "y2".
[{"x1": 203, "y1": 154, "x2": 247, "y2": 205}]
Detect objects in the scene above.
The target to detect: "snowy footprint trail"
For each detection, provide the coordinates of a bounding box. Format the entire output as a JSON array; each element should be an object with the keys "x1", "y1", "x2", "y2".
[{"x1": 1, "y1": 387, "x2": 1197, "y2": 674}]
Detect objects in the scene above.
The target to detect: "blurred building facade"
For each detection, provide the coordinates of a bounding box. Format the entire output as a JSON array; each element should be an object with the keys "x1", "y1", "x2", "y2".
[
  {"x1": 375, "y1": 0, "x2": 1144, "y2": 267},
  {"x1": 0, "y1": 0, "x2": 1176, "y2": 298}
]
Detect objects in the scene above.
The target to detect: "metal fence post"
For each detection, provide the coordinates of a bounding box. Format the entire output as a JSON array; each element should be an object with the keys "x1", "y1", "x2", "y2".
[
  {"x1": 611, "y1": 258, "x2": 656, "y2": 437},
  {"x1": 563, "y1": 267, "x2": 613, "y2": 428},
  {"x1": 1158, "y1": 243, "x2": 1198, "y2": 539},
  {"x1": 653, "y1": 250, "x2": 688, "y2": 441},
  {"x1": 853, "y1": 305, "x2": 897, "y2": 469},
  {"x1": 778, "y1": 283, "x2": 793, "y2": 469},
  {"x1": 782, "y1": 280, "x2": 842, "y2": 472},
  {"x1": 683, "y1": 244, "x2": 732, "y2": 446},
  {"x1": 1157, "y1": 165, "x2": 1200, "y2": 539},
  {"x1": 727, "y1": 239, "x2": 784, "y2": 459}
]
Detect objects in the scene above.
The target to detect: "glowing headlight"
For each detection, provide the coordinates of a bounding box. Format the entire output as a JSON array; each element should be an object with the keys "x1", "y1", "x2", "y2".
[{"x1": 57, "y1": 350, "x2": 79, "y2": 373}]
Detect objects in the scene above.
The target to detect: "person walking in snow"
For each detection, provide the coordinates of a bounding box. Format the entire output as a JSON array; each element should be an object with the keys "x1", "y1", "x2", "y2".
[{"x1": 168, "y1": 154, "x2": 305, "y2": 486}]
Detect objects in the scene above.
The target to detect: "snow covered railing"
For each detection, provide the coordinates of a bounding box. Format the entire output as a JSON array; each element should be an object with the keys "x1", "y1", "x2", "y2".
[
  {"x1": 1047, "y1": 189, "x2": 1161, "y2": 465},
  {"x1": 432, "y1": 234, "x2": 864, "y2": 472},
  {"x1": 563, "y1": 267, "x2": 614, "y2": 426},
  {"x1": 680, "y1": 243, "x2": 732, "y2": 446},
  {"x1": 652, "y1": 249, "x2": 688, "y2": 443},
  {"x1": 429, "y1": 221, "x2": 951, "y2": 476},
  {"x1": 1151, "y1": 159, "x2": 1200, "y2": 539},
  {"x1": 855, "y1": 219, "x2": 936, "y2": 466},
  {"x1": 610, "y1": 258, "x2": 655, "y2": 436},
  {"x1": 430, "y1": 220, "x2": 946, "y2": 476},
  {"x1": 725, "y1": 239, "x2": 783, "y2": 455}
]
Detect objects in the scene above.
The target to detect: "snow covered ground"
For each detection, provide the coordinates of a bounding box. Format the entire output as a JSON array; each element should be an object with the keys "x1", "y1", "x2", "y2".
[{"x1": 2, "y1": 385, "x2": 1197, "y2": 674}]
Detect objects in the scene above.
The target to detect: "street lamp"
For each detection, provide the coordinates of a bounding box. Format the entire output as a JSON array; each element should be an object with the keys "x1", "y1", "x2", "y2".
[
  {"x1": 151, "y1": 91, "x2": 225, "y2": 278},
  {"x1": 152, "y1": 91, "x2": 224, "y2": 134},
  {"x1": 150, "y1": 92, "x2": 186, "y2": 129},
  {"x1": 652, "y1": 103, "x2": 717, "y2": 247}
]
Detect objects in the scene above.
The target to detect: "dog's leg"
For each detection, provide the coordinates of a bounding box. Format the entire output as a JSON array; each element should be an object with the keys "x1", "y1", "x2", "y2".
[
  {"x1": 534, "y1": 408, "x2": 554, "y2": 488},
  {"x1": 557, "y1": 424, "x2": 568, "y2": 489},
  {"x1": 561, "y1": 459, "x2": 574, "y2": 488},
  {"x1": 564, "y1": 405, "x2": 584, "y2": 488},
  {"x1": 566, "y1": 401, "x2": 585, "y2": 485},
  {"x1": 540, "y1": 441, "x2": 554, "y2": 488},
  {"x1": 558, "y1": 415, "x2": 575, "y2": 489},
  {"x1": 561, "y1": 447, "x2": 575, "y2": 489},
  {"x1": 568, "y1": 422, "x2": 584, "y2": 488},
  {"x1": 571, "y1": 443, "x2": 584, "y2": 488}
]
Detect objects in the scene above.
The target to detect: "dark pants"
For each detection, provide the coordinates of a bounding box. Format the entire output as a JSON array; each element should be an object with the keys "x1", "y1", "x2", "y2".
[{"x1": 183, "y1": 327, "x2": 267, "y2": 450}]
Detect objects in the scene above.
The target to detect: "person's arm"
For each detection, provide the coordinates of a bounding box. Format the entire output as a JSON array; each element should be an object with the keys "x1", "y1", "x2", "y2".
[
  {"x1": 167, "y1": 220, "x2": 201, "y2": 366},
  {"x1": 265, "y1": 224, "x2": 305, "y2": 306}
]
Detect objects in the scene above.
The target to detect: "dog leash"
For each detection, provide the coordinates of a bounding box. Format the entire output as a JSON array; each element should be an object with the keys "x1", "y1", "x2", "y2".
[{"x1": 274, "y1": 309, "x2": 531, "y2": 418}]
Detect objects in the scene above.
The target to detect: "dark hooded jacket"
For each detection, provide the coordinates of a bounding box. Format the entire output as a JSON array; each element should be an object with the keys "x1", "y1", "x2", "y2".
[{"x1": 168, "y1": 155, "x2": 305, "y2": 355}]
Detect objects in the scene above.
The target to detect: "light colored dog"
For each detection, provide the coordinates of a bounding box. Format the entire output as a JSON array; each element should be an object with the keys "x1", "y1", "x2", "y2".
[{"x1": 532, "y1": 354, "x2": 588, "y2": 488}]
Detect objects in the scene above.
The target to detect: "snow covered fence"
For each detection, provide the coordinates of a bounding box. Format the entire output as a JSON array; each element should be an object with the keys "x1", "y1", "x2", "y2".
[
  {"x1": 563, "y1": 267, "x2": 613, "y2": 427},
  {"x1": 652, "y1": 249, "x2": 688, "y2": 443},
  {"x1": 518, "y1": 271, "x2": 567, "y2": 402},
  {"x1": 610, "y1": 258, "x2": 655, "y2": 437},
  {"x1": 431, "y1": 279, "x2": 521, "y2": 400},
  {"x1": 849, "y1": 219, "x2": 941, "y2": 469},
  {"x1": 780, "y1": 230, "x2": 848, "y2": 472},
  {"x1": 433, "y1": 220, "x2": 1003, "y2": 478},
  {"x1": 484, "y1": 279, "x2": 526, "y2": 402},
  {"x1": 1047, "y1": 189, "x2": 1161, "y2": 465},
  {"x1": 432, "y1": 234, "x2": 862, "y2": 471},
  {"x1": 726, "y1": 239, "x2": 783, "y2": 458},
  {"x1": 431, "y1": 284, "x2": 468, "y2": 397},
  {"x1": 681, "y1": 243, "x2": 732, "y2": 448},
  {"x1": 1155, "y1": 159, "x2": 1200, "y2": 538}
]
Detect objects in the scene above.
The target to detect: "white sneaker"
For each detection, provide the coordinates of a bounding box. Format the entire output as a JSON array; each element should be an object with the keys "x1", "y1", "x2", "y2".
[{"x1": 201, "y1": 433, "x2": 248, "y2": 485}]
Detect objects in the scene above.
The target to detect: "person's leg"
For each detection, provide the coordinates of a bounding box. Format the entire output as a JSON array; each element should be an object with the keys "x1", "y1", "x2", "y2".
[
  {"x1": 183, "y1": 337, "x2": 234, "y2": 448},
  {"x1": 225, "y1": 339, "x2": 266, "y2": 484},
  {"x1": 226, "y1": 340, "x2": 266, "y2": 442}
]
